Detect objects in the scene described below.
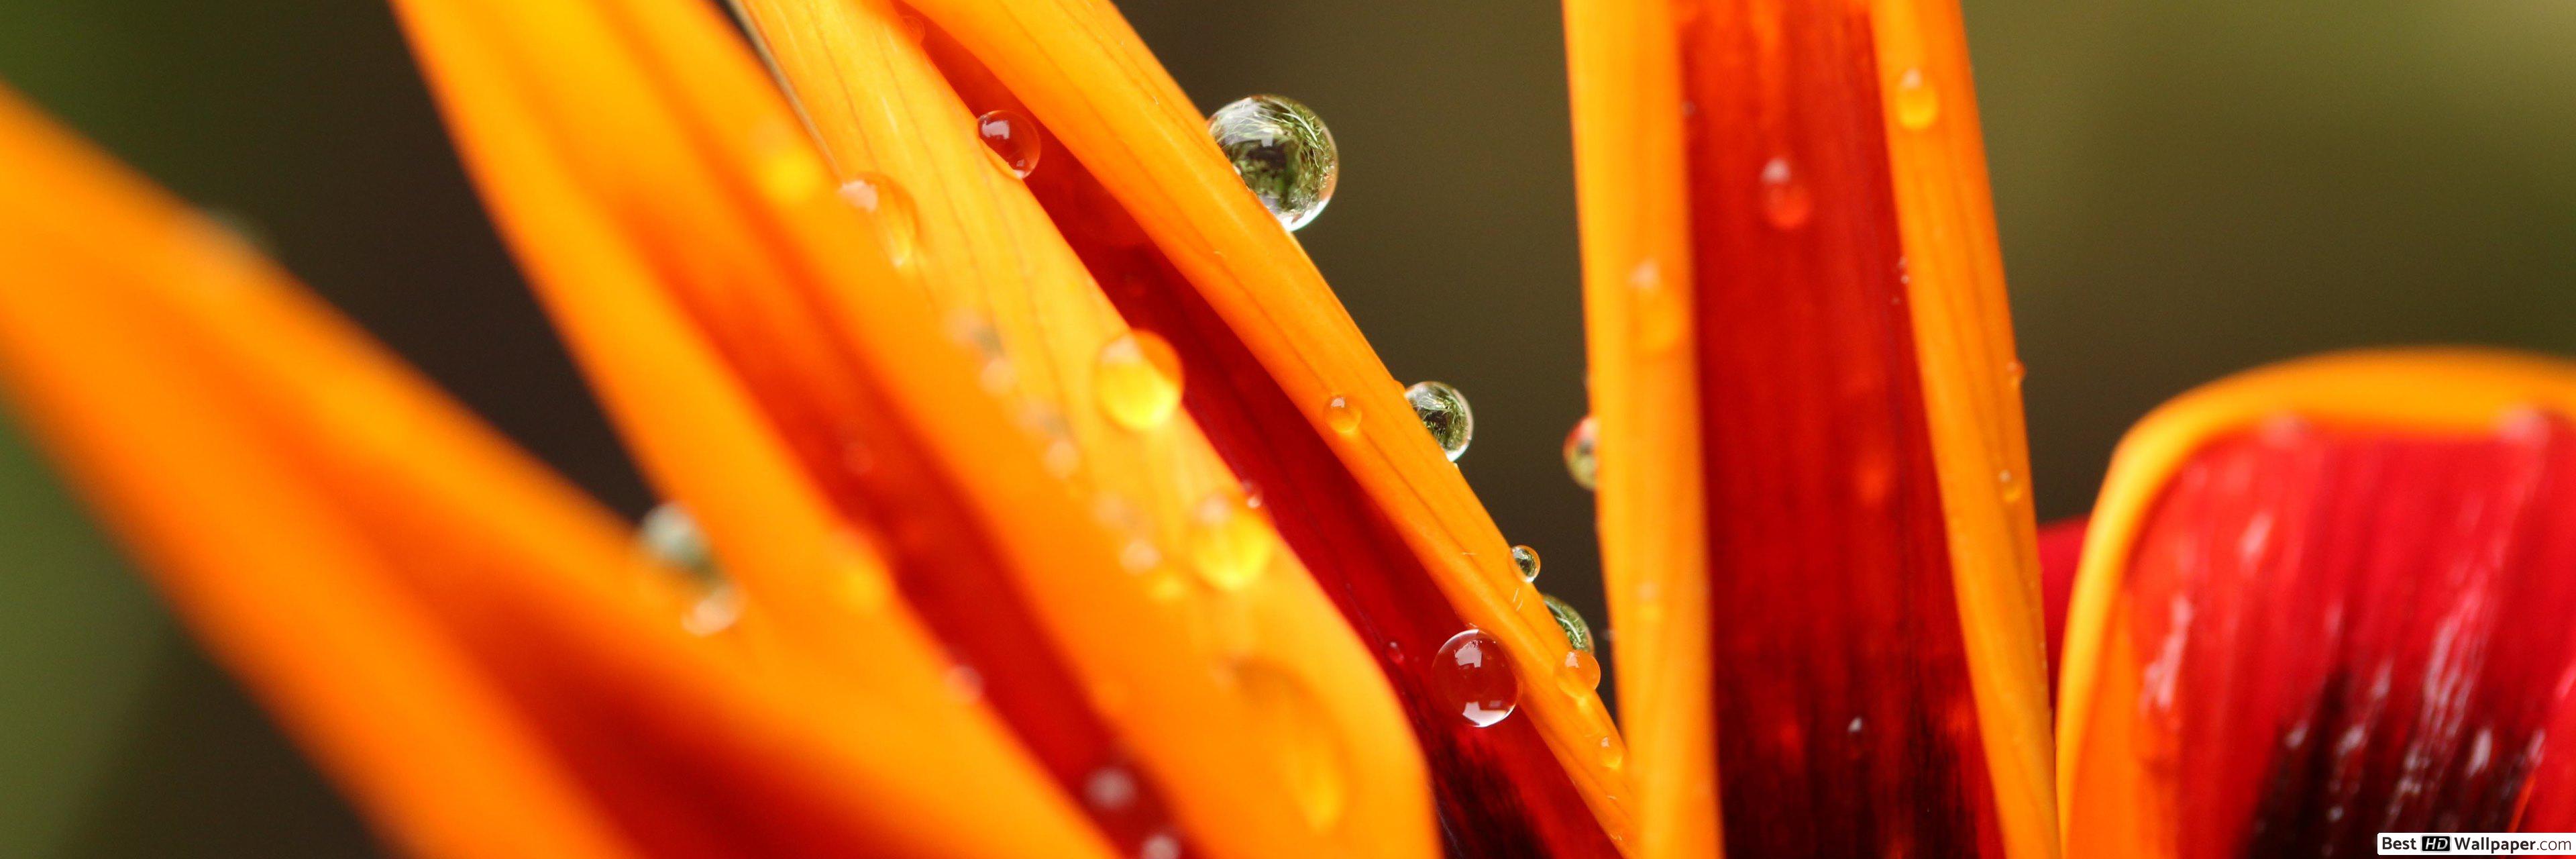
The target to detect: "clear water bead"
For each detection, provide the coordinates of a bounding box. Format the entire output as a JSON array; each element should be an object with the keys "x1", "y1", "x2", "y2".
[
  {"x1": 1564, "y1": 415, "x2": 1599, "y2": 490},
  {"x1": 1208, "y1": 95, "x2": 1338, "y2": 230},
  {"x1": 1404, "y1": 381, "x2": 1474, "y2": 462},
  {"x1": 975, "y1": 109, "x2": 1042, "y2": 178},
  {"x1": 838, "y1": 173, "x2": 919, "y2": 266},
  {"x1": 1511, "y1": 545, "x2": 1542, "y2": 583},
  {"x1": 639, "y1": 503, "x2": 718, "y2": 584},
  {"x1": 1324, "y1": 394, "x2": 1362, "y2": 435},
  {"x1": 1542, "y1": 593, "x2": 1595, "y2": 654},
  {"x1": 1095, "y1": 330, "x2": 1183, "y2": 430},
  {"x1": 1432, "y1": 629, "x2": 1519, "y2": 727}
]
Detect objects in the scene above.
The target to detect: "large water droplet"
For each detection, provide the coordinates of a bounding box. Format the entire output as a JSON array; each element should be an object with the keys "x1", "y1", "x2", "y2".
[
  {"x1": 839, "y1": 173, "x2": 919, "y2": 266},
  {"x1": 1564, "y1": 415, "x2": 1599, "y2": 491},
  {"x1": 1324, "y1": 395, "x2": 1362, "y2": 435},
  {"x1": 976, "y1": 109, "x2": 1042, "y2": 178},
  {"x1": 1232, "y1": 662, "x2": 1350, "y2": 831},
  {"x1": 1404, "y1": 381, "x2": 1474, "y2": 462},
  {"x1": 1188, "y1": 495, "x2": 1273, "y2": 591},
  {"x1": 1759, "y1": 157, "x2": 1812, "y2": 230},
  {"x1": 1894, "y1": 68, "x2": 1940, "y2": 130},
  {"x1": 1543, "y1": 593, "x2": 1595, "y2": 654},
  {"x1": 1095, "y1": 331, "x2": 1183, "y2": 430},
  {"x1": 1138, "y1": 830, "x2": 1183, "y2": 859},
  {"x1": 1432, "y1": 629, "x2": 1519, "y2": 727},
  {"x1": 1208, "y1": 95, "x2": 1338, "y2": 230},
  {"x1": 1512, "y1": 544, "x2": 1542, "y2": 583}
]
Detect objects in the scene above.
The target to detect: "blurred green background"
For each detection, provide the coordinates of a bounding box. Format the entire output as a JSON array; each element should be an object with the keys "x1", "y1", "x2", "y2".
[{"x1": 1, "y1": 0, "x2": 2571, "y2": 853}]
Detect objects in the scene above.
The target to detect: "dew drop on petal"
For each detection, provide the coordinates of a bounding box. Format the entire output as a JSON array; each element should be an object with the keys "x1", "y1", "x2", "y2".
[
  {"x1": 1095, "y1": 330, "x2": 1183, "y2": 430},
  {"x1": 1083, "y1": 765, "x2": 1138, "y2": 812},
  {"x1": 1188, "y1": 495, "x2": 1273, "y2": 591},
  {"x1": 1232, "y1": 661, "x2": 1350, "y2": 831},
  {"x1": 838, "y1": 173, "x2": 918, "y2": 266},
  {"x1": 1404, "y1": 381, "x2": 1474, "y2": 462},
  {"x1": 1759, "y1": 156, "x2": 1812, "y2": 230},
  {"x1": 1597, "y1": 731, "x2": 1628, "y2": 769},
  {"x1": 1542, "y1": 593, "x2": 1595, "y2": 654},
  {"x1": 1433, "y1": 628, "x2": 1519, "y2": 727},
  {"x1": 1564, "y1": 415, "x2": 1599, "y2": 491},
  {"x1": 1208, "y1": 95, "x2": 1338, "y2": 230},
  {"x1": 1894, "y1": 67, "x2": 1940, "y2": 130},
  {"x1": 1558, "y1": 648, "x2": 1602, "y2": 695},
  {"x1": 1511, "y1": 544, "x2": 1542, "y2": 583},
  {"x1": 975, "y1": 109, "x2": 1042, "y2": 178},
  {"x1": 1629, "y1": 258, "x2": 1684, "y2": 350},
  {"x1": 1324, "y1": 394, "x2": 1362, "y2": 435},
  {"x1": 639, "y1": 503, "x2": 719, "y2": 585},
  {"x1": 1138, "y1": 829, "x2": 1183, "y2": 859}
]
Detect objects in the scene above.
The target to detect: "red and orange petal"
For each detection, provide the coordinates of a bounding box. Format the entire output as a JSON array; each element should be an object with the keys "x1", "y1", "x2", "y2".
[
  {"x1": 1562, "y1": 0, "x2": 2053, "y2": 856},
  {"x1": 0, "y1": 85, "x2": 1113, "y2": 858},
  {"x1": 2060, "y1": 350, "x2": 2576, "y2": 858},
  {"x1": 723, "y1": 0, "x2": 1631, "y2": 853},
  {"x1": 393, "y1": 0, "x2": 1467, "y2": 856}
]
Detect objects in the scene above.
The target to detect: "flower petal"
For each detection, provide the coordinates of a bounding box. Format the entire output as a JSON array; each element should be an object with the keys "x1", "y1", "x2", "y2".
[
  {"x1": 1561, "y1": 0, "x2": 2054, "y2": 856},
  {"x1": 392, "y1": 0, "x2": 1439, "y2": 855},
  {"x1": 0, "y1": 86, "x2": 1109, "y2": 858},
  {"x1": 860, "y1": 0, "x2": 1635, "y2": 851},
  {"x1": 2060, "y1": 350, "x2": 2576, "y2": 857}
]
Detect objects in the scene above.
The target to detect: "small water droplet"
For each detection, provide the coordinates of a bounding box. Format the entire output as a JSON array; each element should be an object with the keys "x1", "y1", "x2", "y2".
[
  {"x1": 681, "y1": 583, "x2": 744, "y2": 636},
  {"x1": 640, "y1": 503, "x2": 719, "y2": 584},
  {"x1": 1138, "y1": 829, "x2": 1183, "y2": 859},
  {"x1": 945, "y1": 664, "x2": 985, "y2": 702},
  {"x1": 1597, "y1": 732, "x2": 1627, "y2": 768},
  {"x1": 1894, "y1": 67, "x2": 1939, "y2": 130},
  {"x1": 1208, "y1": 95, "x2": 1338, "y2": 230},
  {"x1": 975, "y1": 109, "x2": 1042, "y2": 178},
  {"x1": 1998, "y1": 468, "x2": 2025, "y2": 503},
  {"x1": 1542, "y1": 593, "x2": 1595, "y2": 654},
  {"x1": 1404, "y1": 381, "x2": 1474, "y2": 462},
  {"x1": 1433, "y1": 629, "x2": 1519, "y2": 727},
  {"x1": 1324, "y1": 395, "x2": 1362, "y2": 435},
  {"x1": 1083, "y1": 765, "x2": 1138, "y2": 811},
  {"x1": 1564, "y1": 415, "x2": 1599, "y2": 491},
  {"x1": 1232, "y1": 662, "x2": 1350, "y2": 831},
  {"x1": 1095, "y1": 331, "x2": 1183, "y2": 430},
  {"x1": 2006, "y1": 359, "x2": 2027, "y2": 391},
  {"x1": 1511, "y1": 544, "x2": 1542, "y2": 583},
  {"x1": 838, "y1": 173, "x2": 919, "y2": 266},
  {"x1": 1188, "y1": 495, "x2": 1273, "y2": 591},
  {"x1": 1629, "y1": 259, "x2": 1685, "y2": 350},
  {"x1": 1557, "y1": 648, "x2": 1601, "y2": 695},
  {"x1": 1759, "y1": 157, "x2": 1812, "y2": 230}
]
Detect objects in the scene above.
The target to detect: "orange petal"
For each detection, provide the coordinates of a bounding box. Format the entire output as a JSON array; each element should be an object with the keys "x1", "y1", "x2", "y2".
[
  {"x1": 1561, "y1": 0, "x2": 2053, "y2": 856},
  {"x1": 394, "y1": 0, "x2": 1436, "y2": 855},
  {"x1": 0, "y1": 85, "x2": 1110, "y2": 858},
  {"x1": 2060, "y1": 349, "x2": 2576, "y2": 858},
  {"x1": 730, "y1": 0, "x2": 1433, "y2": 855},
  {"x1": 876, "y1": 0, "x2": 1631, "y2": 850}
]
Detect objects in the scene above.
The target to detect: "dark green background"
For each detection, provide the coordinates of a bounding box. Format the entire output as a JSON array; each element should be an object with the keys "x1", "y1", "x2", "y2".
[{"x1": 2, "y1": 0, "x2": 2570, "y2": 853}]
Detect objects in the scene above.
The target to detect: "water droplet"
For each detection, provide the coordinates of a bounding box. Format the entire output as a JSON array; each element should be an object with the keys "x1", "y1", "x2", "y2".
[
  {"x1": 1404, "y1": 381, "x2": 1474, "y2": 462},
  {"x1": 976, "y1": 109, "x2": 1042, "y2": 178},
  {"x1": 1188, "y1": 495, "x2": 1273, "y2": 591},
  {"x1": 1894, "y1": 68, "x2": 1939, "y2": 130},
  {"x1": 1083, "y1": 765, "x2": 1138, "y2": 811},
  {"x1": 1511, "y1": 545, "x2": 1542, "y2": 583},
  {"x1": 1433, "y1": 629, "x2": 1519, "y2": 727},
  {"x1": 1138, "y1": 829, "x2": 1183, "y2": 859},
  {"x1": 1558, "y1": 648, "x2": 1601, "y2": 695},
  {"x1": 1232, "y1": 662, "x2": 1350, "y2": 831},
  {"x1": 1629, "y1": 258, "x2": 1685, "y2": 350},
  {"x1": 1597, "y1": 732, "x2": 1627, "y2": 768},
  {"x1": 681, "y1": 583, "x2": 745, "y2": 636},
  {"x1": 1208, "y1": 95, "x2": 1338, "y2": 230},
  {"x1": 639, "y1": 503, "x2": 719, "y2": 584},
  {"x1": 838, "y1": 173, "x2": 919, "y2": 266},
  {"x1": 1543, "y1": 593, "x2": 1595, "y2": 654},
  {"x1": 1324, "y1": 395, "x2": 1362, "y2": 435},
  {"x1": 1759, "y1": 157, "x2": 1812, "y2": 230},
  {"x1": 945, "y1": 664, "x2": 985, "y2": 702},
  {"x1": 2006, "y1": 359, "x2": 2027, "y2": 391},
  {"x1": 1095, "y1": 331, "x2": 1183, "y2": 430},
  {"x1": 1564, "y1": 415, "x2": 1599, "y2": 491},
  {"x1": 1998, "y1": 468, "x2": 2025, "y2": 503}
]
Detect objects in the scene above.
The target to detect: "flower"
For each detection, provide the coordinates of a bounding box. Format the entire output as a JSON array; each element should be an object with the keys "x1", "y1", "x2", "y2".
[{"x1": 2, "y1": 0, "x2": 2573, "y2": 858}]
